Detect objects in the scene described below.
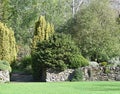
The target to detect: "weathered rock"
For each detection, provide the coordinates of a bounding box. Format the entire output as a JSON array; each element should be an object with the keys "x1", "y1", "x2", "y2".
[
  {"x1": 89, "y1": 61, "x2": 99, "y2": 67},
  {"x1": 115, "y1": 75, "x2": 120, "y2": 81},
  {"x1": 0, "y1": 70, "x2": 10, "y2": 83},
  {"x1": 46, "y1": 69, "x2": 74, "y2": 82},
  {"x1": 46, "y1": 66, "x2": 120, "y2": 82}
]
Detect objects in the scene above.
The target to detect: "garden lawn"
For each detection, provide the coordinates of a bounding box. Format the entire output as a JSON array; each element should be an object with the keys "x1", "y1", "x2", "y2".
[{"x1": 0, "y1": 82, "x2": 120, "y2": 94}]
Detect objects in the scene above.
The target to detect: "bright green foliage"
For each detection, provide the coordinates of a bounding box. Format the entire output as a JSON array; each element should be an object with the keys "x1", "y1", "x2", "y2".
[
  {"x1": 0, "y1": 60, "x2": 11, "y2": 72},
  {"x1": 65, "y1": 0, "x2": 120, "y2": 62},
  {"x1": 32, "y1": 33, "x2": 88, "y2": 81},
  {"x1": 69, "y1": 54, "x2": 89, "y2": 68},
  {"x1": 0, "y1": 0, "x2": 40, "y2": 45},
  {"x1": 0, "y1": 22, "x2": 17, "y2": 64},
  {"x1": 0, "y1": 0, "x2": 73, "y2": 44},
  {"x1": 37, "y1": 0, "x2": 73, "y2": 30},
  {"x1": 100, "y1": 62, "x2": 108, "y2": 66}
]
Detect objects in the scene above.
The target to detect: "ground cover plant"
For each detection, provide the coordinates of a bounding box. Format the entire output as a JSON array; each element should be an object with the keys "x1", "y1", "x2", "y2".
[{"x1": 0, "y1": 82, "x2": 120, "y2": 94}]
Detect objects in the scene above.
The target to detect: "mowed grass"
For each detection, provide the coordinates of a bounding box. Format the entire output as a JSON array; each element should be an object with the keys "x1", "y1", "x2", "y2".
[{"x1": 0, "y1": 82, "x2": 120, "y2": 94}]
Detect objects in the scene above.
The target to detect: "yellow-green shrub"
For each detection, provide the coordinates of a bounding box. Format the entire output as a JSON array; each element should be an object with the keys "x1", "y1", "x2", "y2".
[
  {"x1": 101, "y1": 62, "x2": 108, "y2": 66},
  {"x1": 31, "y1": 16, "x2": 54, "y2": 49},
  {"x1": 0, "y1": 22, "x2": 17, "y2": 64}
]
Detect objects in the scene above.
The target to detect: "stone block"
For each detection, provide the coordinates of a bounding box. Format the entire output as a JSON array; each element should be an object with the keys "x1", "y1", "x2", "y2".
[{"x1": 0, "y1": 70, "x2": 10, "y2": 83}]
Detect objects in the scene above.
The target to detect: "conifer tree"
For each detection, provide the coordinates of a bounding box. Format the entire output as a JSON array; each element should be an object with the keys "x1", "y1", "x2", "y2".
[
  {"x1": 31, "y1": 16, "x2": 55, "y2": 81},
  {"x1": 31, "y1": 16, "x2": 54, "y2": 49},
  {"x1": 0, "y1": 22, "x2": 17, "y2": 64}
]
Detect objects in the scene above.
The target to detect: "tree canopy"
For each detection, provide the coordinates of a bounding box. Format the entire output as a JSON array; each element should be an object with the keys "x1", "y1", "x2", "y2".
[{"x1": 64, "y1": 0, "x2": 120, "y2": 62}]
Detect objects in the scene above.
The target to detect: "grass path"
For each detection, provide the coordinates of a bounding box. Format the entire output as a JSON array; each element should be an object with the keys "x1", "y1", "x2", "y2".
[{"x1": 0, "y1": 82, "x2": 120, "y2": 94}]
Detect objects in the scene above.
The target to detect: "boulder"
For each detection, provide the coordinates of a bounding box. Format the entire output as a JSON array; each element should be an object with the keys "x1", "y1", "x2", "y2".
[
  {"x1": 115, "y1": 75, "x2": 120, "y2": 81},
  {"x1": 0, "y1": 70, "x2": 10, "y2": 83},
  {"x1": 89, "y1": 61, "x2": 99, "y2": 67}
]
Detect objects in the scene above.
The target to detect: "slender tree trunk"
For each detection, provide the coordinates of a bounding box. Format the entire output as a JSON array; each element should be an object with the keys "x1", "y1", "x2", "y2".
[
  {"x1": 72, "y1": 0, "x2": 75, "y2": 18},
  {"x1": 72, "y1": 0, "x2": 83, "y2": 18}
]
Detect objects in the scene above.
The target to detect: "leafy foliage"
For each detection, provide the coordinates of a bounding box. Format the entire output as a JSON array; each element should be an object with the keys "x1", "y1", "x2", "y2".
[
  {"x1": 71, "y1": 68, "x2": 83, "y2": 81},
  {"x1": 32, "y1": 33, "x2": 88, "y2": 81},
  {"x1": 100, "y1": 62, "x2": 108, "y2": 66},
  {"x1": 11, "y1": 55, "x2": 32, "y2": 74},
  {"x1": 0, "y1": 60, "x2": 11, "y2": 72},
  {"x1": 64, "y1": 0, "x2": 120, "y2": 62},
  {"x1": 0, "y1": 0, "x2": 39, "y2": 44},
  {"x1": 0, "y1": 22, "x2": 17, "y2": 64}
]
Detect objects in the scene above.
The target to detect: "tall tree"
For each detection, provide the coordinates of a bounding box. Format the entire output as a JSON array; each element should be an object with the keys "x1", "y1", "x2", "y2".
[
  {"x1": 0, "y1": 22, "x2": 17, "y2": 64},
  {"x1": 65, "y1": 0, "x2": 120, "y2": 62},
  {"x1": 31, "y1": 16, "x2": 55, "y2": 81}
]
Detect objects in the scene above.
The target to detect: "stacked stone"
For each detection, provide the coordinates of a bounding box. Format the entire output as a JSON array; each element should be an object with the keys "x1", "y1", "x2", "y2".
[{"x1": 0, "y1": 70, "x2": 10, "y2": 83}]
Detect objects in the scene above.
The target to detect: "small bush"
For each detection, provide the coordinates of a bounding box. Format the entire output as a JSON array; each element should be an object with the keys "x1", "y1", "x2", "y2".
[
  {"x1": 11, "y1": 55, "x2": 32, "y2": 74},
  {"x1": 105, "y1": 67, "x2": 110, "y2": 74},
  {"x1": 71, "y1": 68, "x2": 83, "y2": 81},
  {"x1": 0, "y1": 60, "x2": 11, "y2": 72},
  {"x1": 101, "y1": 62, "x2": 108, "y2": 66},
  {"x1": 20, "y1": 56, "x2": 31, "y2": 68},
  {"x1": 19, "y1": 55, "x2": 32, "y2": 73},
  {"x1": 69, "y1": 54, "x2": 89, "y2": 68}
]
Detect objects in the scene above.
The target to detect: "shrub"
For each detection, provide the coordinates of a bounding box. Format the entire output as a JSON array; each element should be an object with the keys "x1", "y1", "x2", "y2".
[
  {"x1": 31, "y1": 16, "x2": 88, "y2": 81},
  {"x1": 100, "y1": 62, "x2": 108, "y2": 66},
  {"x1": 31, "y1": 16, "x2": 55, "y2": 81},
  {"x1": 69, "y1": 54, "x2": 89, "y2": 68},
  {"x1": 105, "y1": 67, "x2": 110, "y2": 74},
  {"x1": 19, "y1": 55, "x2": 32, "y2": 73},
  {"x1": 71, "y1": 68, "x2": 83, "y2": 81},
  {"x1": 11, "y1": 55, "x2": 32, "y2": 74},
  {"x1": 0, "y1": 60, "x2": 11, "y2": 72},
  {"x1": 20, "y1": 56, "x2": 31, "y2": 68},
  {"x1": 32, "y1": 33, "x2": 88, "y2": 81},
  {"x1": 0, "y1": 22, "x2": 17, "y2": 64}
]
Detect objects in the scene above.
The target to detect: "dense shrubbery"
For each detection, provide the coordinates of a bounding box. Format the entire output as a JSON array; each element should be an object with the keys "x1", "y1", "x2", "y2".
[
  {"x1": 31, "y1": 16, "x2": 88, "y2": 81},
  {"x1": 19, "y1": 56, "x2": 32, "y2": 73},
  {"x1": 0, "y1": 22, "x2": 17, "y2": 64},
  {"x1": 32, "y1": 33, "x2": 88, "y2": 81},
  {"x1": 11, "y1": 55, "x2": 32, "y2": 74},
  {"x1": 100, "y1": 62, "x2": 108, "y2": 66},
  {"x1": 0, "y1": 60, "x2": 11, "y2": 72},
  {"x1": 68, "y1": 54, "x2": 88, "y2": 68}
]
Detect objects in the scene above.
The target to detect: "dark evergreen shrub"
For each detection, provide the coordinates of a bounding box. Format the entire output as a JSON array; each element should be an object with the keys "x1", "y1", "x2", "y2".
[
  {"x1": 32, "y1": 33, "x2": 88, "y2": 81},
  {"x1": 19, "y1": 55, "x2": 32, "y2": 73},
  {"x1": 71, "y1": 68, "x2": 83, "y2": 81}
]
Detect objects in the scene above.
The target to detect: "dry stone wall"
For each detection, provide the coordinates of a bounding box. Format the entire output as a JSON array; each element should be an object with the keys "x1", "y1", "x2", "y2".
[
  {"x1": 46, "y1": 69, "x2": 74, "y2": 82},
  {"x1": 0, "y1": 70, "x2": 10, "y2": 83},
  {"x1": 82, "y1": 66, "x2": 120, "y2": 81},
  {"x1": 46, "y1": 66, "x2": 120, "y2": 82}
]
